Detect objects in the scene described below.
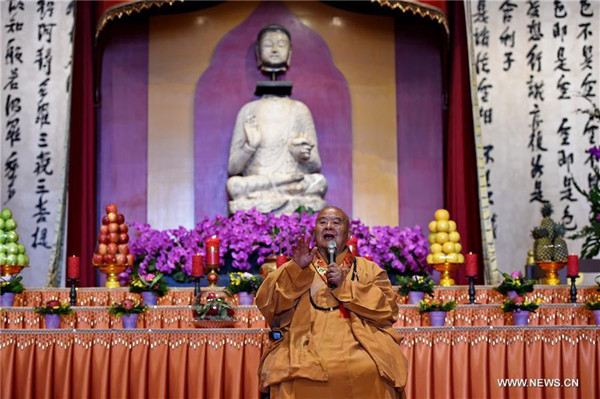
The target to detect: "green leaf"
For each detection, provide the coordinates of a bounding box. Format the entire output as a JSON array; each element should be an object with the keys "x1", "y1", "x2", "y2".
[{"x1": 173, "y1": 271, "x2": 186, "y2": 282}]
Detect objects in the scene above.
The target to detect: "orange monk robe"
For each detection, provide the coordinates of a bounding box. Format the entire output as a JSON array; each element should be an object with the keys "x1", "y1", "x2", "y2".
[{"x1": 256, "y1": 250, "x2": 408, "y2": 399}]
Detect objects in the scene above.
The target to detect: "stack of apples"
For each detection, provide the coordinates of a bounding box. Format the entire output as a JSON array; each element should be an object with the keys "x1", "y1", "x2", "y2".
[
  {"x1": 92, "y1": 204, "x2": 134, "y2": 267},
  {"x1": 426, "y1": 209, "x2": 464, "y2": 265},
  {"x1": 0, "y1": 208, "x2": 29, "y2": 266}
]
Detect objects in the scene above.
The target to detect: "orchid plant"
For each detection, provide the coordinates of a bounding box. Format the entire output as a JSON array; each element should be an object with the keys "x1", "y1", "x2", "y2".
[
  {"x1": 34, "y1": 300, "x2": 73, "y2": 316},
  {"x1": 226, "y1": 272, "x2": 263, "y2": 296},
  {"x1": 126, "y1": 209, "x2": 429, "y2": 282},
  {"x1": 501, "y1": 296, "x2": 542, "y2": 313},
  {"x1": 108, "y1": 298, "x2": 147, "y2": 317},
  {"x1": 417, "y1": 298, "x2": 456, "y2": 313},
  {"x1": 0, "y1": 274, "x2": 24, "y2": 295},
  {"x1": 584, "y1": 295, "x2": 600, "y2": 311},
  {"x1": 128, "y1": 272, "x2": 169, "y2": 297},
  {"x1": 571, "y1": 144, "x2": 600, "y2": 258}
]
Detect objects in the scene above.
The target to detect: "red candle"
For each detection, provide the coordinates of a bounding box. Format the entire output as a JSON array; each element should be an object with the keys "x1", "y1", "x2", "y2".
[
  {"x1": 205, "y1": 236, "x2": 220, "y2": 265},
  {"x1": 67, "y1": 256, "x2": 80, "y2": 279},
  {"x1": 276, "y1": 254, "x2": 287, "y2": 268},
  {"x1": 192, "y1": 254, "x2": 204, "y2": 277},
  {"x1": 567, "y1": 254, "x2": 579, "y2": 277},
  {"x1": 346, "y1": 236, "x2": 358, "y2": 256},
  {"x1": 465, "y1": 253, "x2": 478, "y2": 277}
]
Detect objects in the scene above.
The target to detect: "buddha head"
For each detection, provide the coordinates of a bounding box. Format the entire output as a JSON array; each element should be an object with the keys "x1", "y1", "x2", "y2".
[{"x1": 256, "y1": 24, "x2": 292, "y2": 74}]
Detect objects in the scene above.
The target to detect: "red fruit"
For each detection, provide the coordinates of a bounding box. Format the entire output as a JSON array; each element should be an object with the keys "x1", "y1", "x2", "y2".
[
  {"x1": 97, "y1": 243, "x2": 108, "y2": 255},
  {"x1": 207, "y1": 306, "x2": 218, "y2": 316},
  {"x1": 99, "y1": 225, "x2": 109, "y2": 235},
  {"x1": 227, "y1": 309, "x2": 234, "y2": 317},
  {"x1": 192, "y1": 309, "x2": 199, "y2": 318},
  {"x1": 116, "y1": 214, "x2": 125, "y2": 224},
  {"x1": 108, "y1": 233, "x2": 119, "y2": 243},
  {"x1": 115, "y1": 253, "x2": 127, "y2": 265},
  {"x1": 102, "y1": 216, "x2": 109, "y2": 225},
  {"x1": 92, "y1": 253, "x2": 104, "y2": 265},
  {"x1": 107, "y1": 212, "x2": 117, "y2": 223},
  {"x1": 106, "y1": 204, "x2": 118, "y2": 214},
  {"x1": 126, "y1": 254, "x2": 135, "y2": 265},
  {"x1": 98, "y1": 234, "x2": 109, "y2": 244},
  {"x1": 108, "y1": 223, "x2": 119, "y2": 233},
  {"x1": 122, "y1": 299, "x2": 134, "y2": 310},
  {"x1": 118, "y1": 244, "x2": 129, "y2": 255},
  {"x1": 107, "y1": 243, "x2": 118, "y2": 254},
  {"x1": 119, "y1": 233, "x2": 129, "y2": 244},
  {"x1": 47, "y1": 300, "x2": 61, "y2": 308},
  {"x1": 104, "y1": 254, "x2": 116, "y2": 264},
  {"x1": 119, "y1": 224, "x2": 128, "y2": 233},
  {"x1": 206, "y1": 292, "x2": 217, "y2": 300}
]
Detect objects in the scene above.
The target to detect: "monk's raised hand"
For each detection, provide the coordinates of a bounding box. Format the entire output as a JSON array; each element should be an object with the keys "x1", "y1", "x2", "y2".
[{"x1": 292, "y1": 234, "x2": 317, "y2": 269}]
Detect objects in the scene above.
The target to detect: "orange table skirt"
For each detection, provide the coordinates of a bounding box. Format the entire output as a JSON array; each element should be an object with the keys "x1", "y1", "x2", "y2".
[
  {"x1": 10, "y1": 285, "x2": 600, "y2": 307},
  {"x1": 1, "y1": 304, "x2": 597, "y2": 330},
  {"x1": 1, "y1": 326, "x2": 599, "y2": 399}
]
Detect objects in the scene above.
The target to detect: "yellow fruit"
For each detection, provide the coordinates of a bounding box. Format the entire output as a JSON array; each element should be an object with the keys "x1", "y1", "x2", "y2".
[
  {"x1": 436, "y1": 220, "x2": 449, "y2": 232},
  {"x1": 427, "y1": 254, "x2": 433, "y2": 264},
  {"x1": 449, "y1": 231, "x2": 460, "y2": 243},
  {"x1": 434, "y1": 209, "x2": 450, "y2": 221},
  {"x1": 457, "y1": 254, "x2": 465, "y2": 263},
  {"x1": 430, "y1": 243, "x2": 443, "y2": 254},
  {"x1": 428, "y1": 221, "x2": 437, "y2": 233},
  {"x1": 428, "y1": 233, "x2": 436, "y2": 245},
  {"x1": 442, "y1": 242, "x2": 455, "y2": 254},
  {"x1": 454, "y1": 243, "x2": 462, "y2": 253},
  {"x1": 445, "y1": 253, "x2": 458, "y2": 263},
  {"x1": 448, "y1": 220, "x2": 457, "y2": 232},
  {"x1": 432, "y1": 252, "x2": 446, "y2": 264},
  {"x1": 435, "y1": 232, "x2": 449, "y2": 244}
]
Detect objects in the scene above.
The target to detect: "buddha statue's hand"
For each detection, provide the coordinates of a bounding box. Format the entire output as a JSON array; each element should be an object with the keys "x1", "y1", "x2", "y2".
[
  {"x1": 244, "y1": 115, "x2": 261, "y2": 150},
  {"x1": 289, "y1": 136, "x2": 313, "y2": 161},
  {"x1": 292, "y1": 234, "x2": 317, "y2": 269}
]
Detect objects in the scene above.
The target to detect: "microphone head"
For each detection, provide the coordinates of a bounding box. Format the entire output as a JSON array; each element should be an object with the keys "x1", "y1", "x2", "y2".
[{"x1": 327, "y1": 240, "x2": 336, "y2": 253}]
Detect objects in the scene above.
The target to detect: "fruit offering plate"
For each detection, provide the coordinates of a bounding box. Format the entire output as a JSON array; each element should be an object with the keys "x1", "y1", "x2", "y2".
[{"x1": 192, "y1": 319, "x2": 236, "y2": 329}]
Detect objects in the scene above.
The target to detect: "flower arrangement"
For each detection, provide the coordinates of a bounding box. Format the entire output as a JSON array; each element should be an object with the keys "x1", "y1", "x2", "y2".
[
  {"x1": 571, "y1": 144, "x2": 600, "y2": 258},
  {"x1": 108, "y1": 298, "x2": 147, "y2": 317},
  {"x1": 127, "y1": 208, "x2": 429, "y2": 281},
  {"x1": 584, "y1": 295, "x2": 600, "y2": 311},
  {"x1": 396, "y1": 275, "x2": 434, "y2": 296},
  {"x1": 33, "y1": 300, "x2": 73, "y2": 316},
  {"x1": 0, "y1": 274, "x2": 24, "y2": 294},
  {"x1": 494, "y1": 271, "x2": 535, "y2": 296},
  {"x1": 128, "y1": 272, "x2": 169, "y2": 297},
  {"x1": 226, "y1": 272, "x2": 263, "y2": 296},
  {"x1": 193, "y1": 292, "x2": 235, "y2": 321},
  {"x1": 417, "y1": 298, "x2": 456, "y2": 313},
  {"x1": 351, "y1": 221, "x2": 430, "y2": 276},
  {"x1": 500, "y1": 296, "x2": 542, "y2": 313}
]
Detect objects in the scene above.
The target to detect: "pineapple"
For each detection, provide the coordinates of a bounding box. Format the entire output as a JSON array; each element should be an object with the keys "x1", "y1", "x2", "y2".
[
  {"x1": 540, "y1": 202, "x2": 556, "y2": 241},
  {"x1": 533, "y1": 227, "x2": 553, "y2": 262},
  {"x1": 552, "y1": 224, "x2": 569, "y2": 262}
]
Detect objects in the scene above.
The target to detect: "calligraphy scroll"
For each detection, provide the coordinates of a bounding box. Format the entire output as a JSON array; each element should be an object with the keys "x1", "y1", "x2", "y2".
[
  {"x1": 466, "y1": 0, "x2": 599, "y2": 280},
  {"x1": 1, "y1": 0, "x2": 75, "y2": 286}
]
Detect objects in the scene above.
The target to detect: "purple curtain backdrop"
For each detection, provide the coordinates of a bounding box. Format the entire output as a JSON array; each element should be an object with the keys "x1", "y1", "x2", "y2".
[
  {"x1": 395, "y1": 21, "x2": 445, "y2": 229},
  {"x1": 98, "y1": 22, "x2": 148, "y2": 226},
  {"x1": 194, "y1": 2, "x2": 352, "y2": 220}
]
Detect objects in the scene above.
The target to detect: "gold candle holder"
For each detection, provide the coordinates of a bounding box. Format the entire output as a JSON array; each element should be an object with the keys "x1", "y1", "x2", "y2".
[
  {"x1": 206, "y1": 264, "x2": 220, "y2": 287},
  {"x1": 433, "y1": 263, "x2": 460, "y2": 286},
  {"x1": 96, "y1": 263, "x2": 126, "y2": 288},
  {"x1": 1, "y1": 264, "x2": 26, "y2": 277},
  {"x1": 536, "y1": 261, "x2": 566, "y2": 285}
]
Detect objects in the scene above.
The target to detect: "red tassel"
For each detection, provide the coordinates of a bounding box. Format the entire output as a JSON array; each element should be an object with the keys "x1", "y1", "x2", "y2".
[{"x1": 339, "y1": 303, "x2": 349, "y2": 318}]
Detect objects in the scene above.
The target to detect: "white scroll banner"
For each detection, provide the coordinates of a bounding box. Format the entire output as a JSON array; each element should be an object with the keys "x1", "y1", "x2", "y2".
[
  {"x1": 466, "y1": 0, "x2": 600, "y2": 281},
  {"x1": 1, "y1": 1, "x2": 75, "y2": 287}
]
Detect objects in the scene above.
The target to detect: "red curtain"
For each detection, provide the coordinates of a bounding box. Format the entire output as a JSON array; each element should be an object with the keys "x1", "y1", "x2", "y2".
[
  {"x1": 445, "y1": 0, "x2": 484, "y2": 284},
  {"x1": 67, "y1": 2, "x2": 97, "y2": 287}
]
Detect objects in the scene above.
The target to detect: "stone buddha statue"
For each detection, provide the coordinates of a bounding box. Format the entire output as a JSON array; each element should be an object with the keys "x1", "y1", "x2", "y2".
[{"x1": 226, "y1": 24, "x2": 327, "y2": 214}]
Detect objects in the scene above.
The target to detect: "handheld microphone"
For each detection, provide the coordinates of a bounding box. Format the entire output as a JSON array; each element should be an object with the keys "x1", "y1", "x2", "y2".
[{"x1": 327, "y1": 241, "x2": 336, "y2": 265}]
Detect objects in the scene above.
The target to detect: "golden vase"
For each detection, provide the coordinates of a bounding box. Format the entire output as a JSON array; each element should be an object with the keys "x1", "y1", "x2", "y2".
[
  {"x1": 433, "y1": 263, "x2": 460, "y2": 286},
  {"x1": 96, "y1": 263, "x2": 127, "y2": 288},
  {"x1": 536, "y1": 261, "x2": 566, "y2": 285}
]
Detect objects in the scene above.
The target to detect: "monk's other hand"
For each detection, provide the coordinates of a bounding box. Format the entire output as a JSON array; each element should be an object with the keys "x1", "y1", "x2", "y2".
[{"x1": 326, "y1": 263, "x2": 347, "y2": 288}]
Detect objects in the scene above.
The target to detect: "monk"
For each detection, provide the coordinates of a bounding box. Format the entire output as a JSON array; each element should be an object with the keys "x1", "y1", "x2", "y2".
[{"x1": 256, "y1": 206, "x2": 408, "y2": 398}]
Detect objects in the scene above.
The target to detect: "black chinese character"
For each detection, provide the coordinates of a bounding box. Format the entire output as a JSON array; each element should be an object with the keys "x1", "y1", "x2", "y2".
[
  {"x1": 499, "y1": 27, "x2": 516, "y2": 48},
  {"x1": 579, "y1": 0, "x2": 594, "y2": 17},
  {"x1": 476, "y1": 51, "x2": 490, "y2": 74},
  {"x1": 553, "y1": 0, "x2": 567, "y2": 18},
  {"x1": 560, "y1": 205, "x2": 577, "y2": 231},
  {"x1": 557, "y1": 150, "x2": 574, "y2": 172},
  {"x1": 527, "y1": 75, "x2": 545, "y2": 101},
  {"x1": 581, "y1": 45, "x2": 593, "y2": 70},
  {"x1": 552, "y1": 22, "x2": 568, "y2": 42},
  {"x1": 480, "y1": 107, "x2": 493, "y2": 124},
  {"x1": 577, "y1": 23, "x2": 592, "y2": 40},
  {"x1": 526, "y1": 44, "x2": 542, "y2": 72},
  {"x1": 478, "y1": 77, "x2": 493, "y2": 103},
  {"x1": 3, "y1": 151, "x2": 19, "y2": 202},
  {"x1": 473, "y1": 0, "x2": 489, "y2": 23},
  {"x1": 556, "y1": 75, "x2": 571, "y2": 100},
  {"x1": 527, "y1": 20, "x2": 544, "y2": 41},
  {"x1": 474, "y1": 26, "x2": 490, "y2": 47},
  {"x1": 556, "y1": 118, "x2": 571, "y2": 145},
  {"x1": 484, "y1": 145, "x2": 495, "y2": 164},
  {"x1": 531, "y1": 154, "x2": 544, "y2": 178},
  {"x1": 4, "y1": 38, "x2": 23, "y2": 65},
  {"x1": 31, "y1": 226, "x2": 51, "y2": 249},
  {"x1": 3, "y1": 68, "x2": 19, "y2": 90},
  {"x1": 580, "y1": 72, "x2": 597, "y2": 100},
  {"x1": 34, "y1": 151, "x2": 53, "y2": 176},
  {"x1": 554, "y1": 47, "x2": 570, "y2": 72},
  {"x1": 499, "y1": 1, "x2": 518, "y2": 24},
  {"x1": 529, "y1": 180, "x2": 545, "y2": 203},
  {"x1": 36, "y1": 0, "x2": 55, "y2": 20}
]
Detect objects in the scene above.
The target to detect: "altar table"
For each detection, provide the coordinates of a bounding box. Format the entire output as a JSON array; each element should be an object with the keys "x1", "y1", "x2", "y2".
[{"x1": 1, "y1": 326, "x2": 598, "y2": 399}]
